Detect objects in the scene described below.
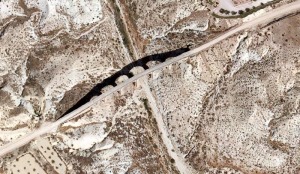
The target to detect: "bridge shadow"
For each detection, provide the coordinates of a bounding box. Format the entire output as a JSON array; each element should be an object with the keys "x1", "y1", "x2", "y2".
[{"x1": 59, "y1": 46, "x2": 190, "y2": 118}]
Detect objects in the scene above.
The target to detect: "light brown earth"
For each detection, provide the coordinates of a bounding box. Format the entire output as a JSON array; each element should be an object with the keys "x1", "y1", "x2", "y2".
[{"x1": 0, "y1": 0, "x2": 300, "y2": 173}]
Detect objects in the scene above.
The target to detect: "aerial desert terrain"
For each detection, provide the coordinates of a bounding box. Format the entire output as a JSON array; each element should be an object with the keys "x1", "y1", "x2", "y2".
[{"x1": 0, "y1": 0, "x2": 300, "y2": 173}]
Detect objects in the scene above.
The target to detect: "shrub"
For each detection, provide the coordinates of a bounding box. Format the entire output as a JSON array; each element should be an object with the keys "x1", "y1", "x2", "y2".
[{"x1": 219, "y1": 8, "x2": 225, "y2": 13}]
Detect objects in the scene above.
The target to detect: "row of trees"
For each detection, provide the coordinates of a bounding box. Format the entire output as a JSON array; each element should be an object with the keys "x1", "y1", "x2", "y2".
[
  {"x1": 219, "y1": 8, "x2": 247, "y2": 15},
  {"x1": 219, "y1": 3, "x2": 264, "y2": 16}
]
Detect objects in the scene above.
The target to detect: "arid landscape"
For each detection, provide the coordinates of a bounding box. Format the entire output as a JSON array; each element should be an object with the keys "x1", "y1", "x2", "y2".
[{"x1": 0, "y1": 0, "x2": 300, "y2": 173}]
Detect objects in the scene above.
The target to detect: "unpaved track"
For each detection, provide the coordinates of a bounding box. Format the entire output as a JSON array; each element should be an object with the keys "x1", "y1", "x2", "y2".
[{"x1": 0, "y1": 1, "x2": 300, "y2": 158}]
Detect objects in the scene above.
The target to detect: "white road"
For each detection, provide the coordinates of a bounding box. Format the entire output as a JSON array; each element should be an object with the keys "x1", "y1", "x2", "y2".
[{"x1": 0, "y1": 0, "x2": 300, "y2": 158}]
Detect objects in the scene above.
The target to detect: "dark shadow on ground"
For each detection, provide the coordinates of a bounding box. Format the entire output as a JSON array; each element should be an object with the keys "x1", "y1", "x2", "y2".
[{"x1": 59, "y1": 46, "x2": 190, "y2": 119}]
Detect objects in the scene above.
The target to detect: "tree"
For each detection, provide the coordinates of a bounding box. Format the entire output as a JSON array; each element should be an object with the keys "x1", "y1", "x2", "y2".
[
  {"x1": 245, "y1": 8, "x2": 250, "y2": 12},
  {"x1": 238, "y1": 10, "x2": 244, "y2": 14},
  {"x1": 224, "y1": 10, "x2": 230, "y2": 14},
  {"x1": 231, "y1": 11, "x2": 237, "y2": 15},
  {"x1": 219, "y1": 8, "x2": 225, "y2": 13}
]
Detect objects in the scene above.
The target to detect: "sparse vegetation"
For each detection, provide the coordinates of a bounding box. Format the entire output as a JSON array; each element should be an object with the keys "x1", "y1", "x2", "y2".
[
  {"x1": 109, "y1": 0, "x2": 134, "y2": 58},
  {"x1": 212, "y1": 0, "x2": 282, "y2": 18},
  {"x1": 142, "y1": 98, "x2": 152, "y2": 116},
  {"x1": 238, "y1": 10, "x2": 244, "y2": 15},
  {"x1": 220, "y1": 8, "x2": 231, "y2": 14}
]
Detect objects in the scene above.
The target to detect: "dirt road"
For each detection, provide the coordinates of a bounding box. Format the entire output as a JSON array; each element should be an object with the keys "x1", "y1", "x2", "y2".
[{"x1": 0, "y1": 1, "x2": 300, "y2": 161}]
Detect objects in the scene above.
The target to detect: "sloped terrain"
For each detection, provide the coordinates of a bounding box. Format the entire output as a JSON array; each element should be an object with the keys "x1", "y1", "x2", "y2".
[{"x1": 0, "y1": 0, "x2": 300, "y2": 173}]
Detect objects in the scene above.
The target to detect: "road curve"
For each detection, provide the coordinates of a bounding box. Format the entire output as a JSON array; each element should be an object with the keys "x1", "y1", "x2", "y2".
[{"x1": 0, "y1": 0, "x2": 300, "y2": 157}]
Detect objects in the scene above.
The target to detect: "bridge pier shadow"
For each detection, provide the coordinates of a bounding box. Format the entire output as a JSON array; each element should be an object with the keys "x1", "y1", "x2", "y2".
[{"x1": 59, "y1": 46, "x2": 190, "y2": 118}]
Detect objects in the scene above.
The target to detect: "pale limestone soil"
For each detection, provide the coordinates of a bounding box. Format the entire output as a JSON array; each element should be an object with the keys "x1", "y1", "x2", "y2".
[
  {"x1": 147, "y1": 14, "x2": 300, "y2": 173},
  {"x1": 0, "y1": 0, "x2": 300, "y2": 173},
  {"x1": 1, "y1": 82, "x2": 180, "y2": 173},
  {"x1": 0, "y1": 0, "x2": 132, "y2": 141},
  {"x1": 121, "y1": 0, "x2": 241, "y2": 56}
]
